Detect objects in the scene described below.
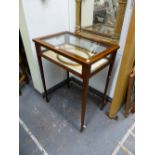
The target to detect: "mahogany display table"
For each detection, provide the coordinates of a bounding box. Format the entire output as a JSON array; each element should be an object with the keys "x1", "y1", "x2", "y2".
[{"x1": 33, "y1": 31, "x2": 119, "y2": 131}]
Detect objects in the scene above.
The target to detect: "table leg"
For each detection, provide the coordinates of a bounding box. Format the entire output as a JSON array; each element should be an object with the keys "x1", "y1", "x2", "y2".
[
  {"x1": 19, "y1": 89, "x2": 22, "y2": 96},
  {"x1": 35, "y1": 43, "x2": 49, "y2": 102},
  {"x1": 100, "y1": 53, "x2": 116, "y2": 110},
  {"x1": 80, "y1": 66, "x2": 90, "y2": 132},
  {"x1": 67, "y1": 71, "x2": 70, "y2": 88}
]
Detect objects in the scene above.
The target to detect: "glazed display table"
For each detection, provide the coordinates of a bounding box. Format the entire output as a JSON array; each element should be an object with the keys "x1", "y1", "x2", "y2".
[{"x1": 33, "y1": 31, "x2": 119, "y2": 131}]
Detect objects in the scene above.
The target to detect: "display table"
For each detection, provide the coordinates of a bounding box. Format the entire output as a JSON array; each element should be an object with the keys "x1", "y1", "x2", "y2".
[{"x1": 33, "y1": 31, "x2": 119, "y2": 131}]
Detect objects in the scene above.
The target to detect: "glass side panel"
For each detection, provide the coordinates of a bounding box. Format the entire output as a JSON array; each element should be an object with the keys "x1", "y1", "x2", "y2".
[{"x1": 42, "y1": 33, "x2": 109, "y2": 59}]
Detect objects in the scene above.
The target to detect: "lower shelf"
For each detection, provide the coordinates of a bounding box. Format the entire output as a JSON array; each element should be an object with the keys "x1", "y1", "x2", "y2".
[{"x1": 42, "y1": 50, "x2": 109, "y2": 75}]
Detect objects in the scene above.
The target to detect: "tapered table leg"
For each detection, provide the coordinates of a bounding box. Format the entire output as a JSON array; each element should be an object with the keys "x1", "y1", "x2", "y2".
[
  {"x1": 35, "y1": 43, "x2": 49, "y2": 102},
  {"x1": 100, "y1": 53, "x2": 116, "y2": 110},
  {"x1": 80, "y1": 65, "x2": 90, "y2": 132},
  {"x1": 67, "y1": 71, "x2": 70, "y2": 88}
]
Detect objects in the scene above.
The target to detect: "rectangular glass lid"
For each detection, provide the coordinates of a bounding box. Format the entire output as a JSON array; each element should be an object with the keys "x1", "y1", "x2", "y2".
[{"x1": 42, "y1": 33, "x2": 109, "y2": 60}]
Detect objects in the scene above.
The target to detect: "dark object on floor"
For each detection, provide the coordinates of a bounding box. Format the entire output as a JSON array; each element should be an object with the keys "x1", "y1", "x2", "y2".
[
  {"x1": 124, "y1": 68, "x2": 135, "y2": 117},
  {"x1": 19, "y1": 31, "x2": 31, "y2": 95},
  {"x1": 19, "y1": 51, "x2": 29, "y2": 96}
]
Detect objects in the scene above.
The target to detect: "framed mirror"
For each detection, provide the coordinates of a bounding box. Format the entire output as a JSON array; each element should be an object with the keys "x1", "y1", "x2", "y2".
[{"x1": 76, "y1": 0, "x2": 127, "y2": 41}]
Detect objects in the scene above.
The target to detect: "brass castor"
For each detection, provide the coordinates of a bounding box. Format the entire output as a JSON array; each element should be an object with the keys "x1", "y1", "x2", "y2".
[{"x1": 80, "y1": 124, "x2": 86, "y2": 132}]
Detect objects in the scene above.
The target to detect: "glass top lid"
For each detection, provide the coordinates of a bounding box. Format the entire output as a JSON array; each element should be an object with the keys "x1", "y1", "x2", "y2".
[{"x1": 42, "y1": 33, "x2": 109, "y2": 59}]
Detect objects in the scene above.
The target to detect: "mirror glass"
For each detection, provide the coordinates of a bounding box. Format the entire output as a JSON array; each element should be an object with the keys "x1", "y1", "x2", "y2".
[{"x1": 81, "y1": 0, "x2": 121, "y2": 38}]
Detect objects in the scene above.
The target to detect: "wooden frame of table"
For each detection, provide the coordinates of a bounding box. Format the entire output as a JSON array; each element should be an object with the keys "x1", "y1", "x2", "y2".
[{"x1": 33, "y1": 31, "x2": 119, "y2": 132}]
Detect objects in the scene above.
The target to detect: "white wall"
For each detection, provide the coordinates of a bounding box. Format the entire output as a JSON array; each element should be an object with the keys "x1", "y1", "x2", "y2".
[
  {"x1": 20, "y1": 0, "x2": 71, "y2": 93},
  {"x1": 19, "y1": 0, "x2": 41, "y2": 91},
  {"x1": 81, "y1": 0, "x2": 94, "y2": 27},
  {"x1": 68, "y1": 0, "x2": 76, "y2": 32}
]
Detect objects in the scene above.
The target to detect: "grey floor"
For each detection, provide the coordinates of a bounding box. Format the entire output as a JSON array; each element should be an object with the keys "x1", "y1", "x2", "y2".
[{"x1": 19, "y1": 82, "x2": 134, "y2": 155}]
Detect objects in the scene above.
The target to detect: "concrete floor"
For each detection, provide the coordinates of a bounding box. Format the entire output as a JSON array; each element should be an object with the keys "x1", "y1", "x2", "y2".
[{"x1": 19, "y1": 82, "x2": 134, "y2": 155}]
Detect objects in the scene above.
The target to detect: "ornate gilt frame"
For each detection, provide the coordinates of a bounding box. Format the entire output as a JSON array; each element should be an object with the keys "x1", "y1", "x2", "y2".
[{"x1": 76, "y1": 0, "x2": 127, "y2": 41}]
